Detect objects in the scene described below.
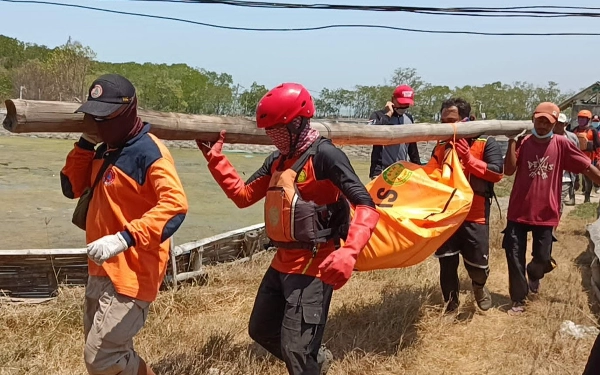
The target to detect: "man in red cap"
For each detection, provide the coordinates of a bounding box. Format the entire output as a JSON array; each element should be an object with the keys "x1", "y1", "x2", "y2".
[
  {"x1": 503, "y1": 102, "x2": 600, "y2": 315},
  {"x1": 367, "y1": 84, "x2": 421, "y2": 179}
]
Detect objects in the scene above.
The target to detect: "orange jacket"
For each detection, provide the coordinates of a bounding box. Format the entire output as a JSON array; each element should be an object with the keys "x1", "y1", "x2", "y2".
[
  {"x1": 574, "y1": 127, "x2": 600, "y2": 162},
  {"x1": 60, "y1": 124, "x2": 188, "y2": 302}
]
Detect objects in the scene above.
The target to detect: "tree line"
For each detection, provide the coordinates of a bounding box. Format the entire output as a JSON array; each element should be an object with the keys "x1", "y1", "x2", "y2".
[{"x1": 0, "y1": 35, "x2": 573, "y2": 122}]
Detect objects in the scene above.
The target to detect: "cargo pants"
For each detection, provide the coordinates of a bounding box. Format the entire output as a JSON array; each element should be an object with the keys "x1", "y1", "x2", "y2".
[{"x1": 248, "y1": 266, "x2": 333, "y2": 375}]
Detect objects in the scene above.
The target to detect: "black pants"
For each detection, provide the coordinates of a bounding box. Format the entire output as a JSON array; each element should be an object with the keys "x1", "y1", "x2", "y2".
[
  {"x1": 502, "y1": 220, "x2": 557, "y2": 304},
  {"x1": 583, "y1": 331, "x2": 600, "y2": 374},
  {"x1": 584, "y1": 174, "x2": 594, "y2": 199},
  {"x1": 248, "y1": 267, "x2": 333, "y2": 375},
  {"x1": 435, "y1": 222, "x2": 490, "y2": 304}
]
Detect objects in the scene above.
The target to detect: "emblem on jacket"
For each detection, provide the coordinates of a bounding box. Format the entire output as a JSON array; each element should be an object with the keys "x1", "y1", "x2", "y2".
[{"x1": 103, "y1": 168, "x2": 116, "y2": 186}]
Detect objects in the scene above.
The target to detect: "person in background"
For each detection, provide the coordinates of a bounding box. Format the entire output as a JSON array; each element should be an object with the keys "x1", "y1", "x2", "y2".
[
  {"x1": 592, "y1": 115, "x2": 600, "y2": 129},
  {"x1": 502, "y1": 102, "x2": 600, "y2": 315},
  {"x1": 196, "y1": 82, "x2": 379, "y2": 375},
  {"x1": 573, "y1": 110, "x2": 600, "y2": 202},
  {"x1": 554, "y1": 113, "x2": 578, "y2": 209},
  {"x1": 60, "y1": 74, "x2": 189, "y2": 375},
  {"x1": 428, "y1": 98, "x2": 504, "y2": 314},
  {"x1": 368, "y1": 84, "x2": 421, "y2": 179}
]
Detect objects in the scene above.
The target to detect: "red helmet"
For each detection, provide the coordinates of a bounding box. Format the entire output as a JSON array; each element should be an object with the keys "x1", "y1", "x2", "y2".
[
  {"x1": 392, "y1": 84, "x2": 415, "y2": 106},
  {"x1": 256, "y1": 83, "x2": 315, "y2": 129}
]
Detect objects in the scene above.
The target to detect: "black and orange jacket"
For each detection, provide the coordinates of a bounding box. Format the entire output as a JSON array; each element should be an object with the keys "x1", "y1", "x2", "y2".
[
  {"x1": 60, "y1": 124, "x2": 188, "y2": 302},
  {"x1": 427, "y1": 136, "x2": 504, "y2": 224},
  {"x1": 207, "y1": 137, "x2": 375, "y2": 277},
  {"x1": 574, "y1": 126, "x2": 600, "y2": 162}
]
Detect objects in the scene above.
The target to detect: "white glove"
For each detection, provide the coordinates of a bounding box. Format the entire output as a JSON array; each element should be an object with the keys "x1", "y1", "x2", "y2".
[
  {"x1": 86, "y1": 232, "x2": 129, "y2": 265},
  {"x1": 507, "y1": 129, "x2": 527, "y2": 140}
]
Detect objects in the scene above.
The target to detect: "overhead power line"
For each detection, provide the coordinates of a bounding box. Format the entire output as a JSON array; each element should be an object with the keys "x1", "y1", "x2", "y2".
[
  {"x1": 3, "y1": 0, "x2": 600, "y2": 36},
  {"x1": 127, "y1": 0, "x2": 600, "y2": 18}
]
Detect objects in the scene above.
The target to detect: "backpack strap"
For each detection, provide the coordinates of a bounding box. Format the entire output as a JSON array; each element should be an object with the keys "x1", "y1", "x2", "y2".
[{"x1": 90, "y1": 157, "x2": 112, "y2": 192}]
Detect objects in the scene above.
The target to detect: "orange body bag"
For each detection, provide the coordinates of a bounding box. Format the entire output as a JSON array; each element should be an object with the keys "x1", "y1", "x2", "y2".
[{"x1": 353, "y1": 144, "x2": 474, "y2": 271}]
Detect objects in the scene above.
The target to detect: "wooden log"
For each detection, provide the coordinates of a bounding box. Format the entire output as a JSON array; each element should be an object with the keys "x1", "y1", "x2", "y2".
[{"x1": 3, "y1": 99, "x2": 533, "y2": 146}]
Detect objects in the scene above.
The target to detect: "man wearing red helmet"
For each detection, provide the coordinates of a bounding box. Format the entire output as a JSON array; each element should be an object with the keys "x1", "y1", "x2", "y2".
[
  {"x1": 195, "y1": 83, "x2": 379, "y2": 375},
  {"x1": 368, "y1": 84, "x2": 421, "y2": 179}
]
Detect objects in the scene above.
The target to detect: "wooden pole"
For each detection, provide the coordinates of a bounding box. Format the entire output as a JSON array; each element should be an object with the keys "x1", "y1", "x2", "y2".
[{"x1": 3, "y1": 99, "x2": 533, "y2": 145}]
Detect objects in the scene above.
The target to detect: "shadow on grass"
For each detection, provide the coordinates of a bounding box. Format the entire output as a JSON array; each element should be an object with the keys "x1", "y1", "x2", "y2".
[
  {"x1": 153, "y1": 331, "x2": 281, "y2": 375},
  {"x1": 323, "y1": 284, "x2": 438, "y2": 359}
]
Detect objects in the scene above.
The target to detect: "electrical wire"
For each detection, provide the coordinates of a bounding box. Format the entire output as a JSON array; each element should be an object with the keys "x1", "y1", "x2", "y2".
[
  {"x1": 125, "y1": 0, "x2": 600, "y2": 18},
  {"x1": 3, "y1": 0, "x2": 600, "y2": 36}
]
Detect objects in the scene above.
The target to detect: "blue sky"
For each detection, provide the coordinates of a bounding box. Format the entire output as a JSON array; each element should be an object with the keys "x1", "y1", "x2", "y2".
[{"x1": 0, "y1": 0, "x2": 598, "y2": 96}]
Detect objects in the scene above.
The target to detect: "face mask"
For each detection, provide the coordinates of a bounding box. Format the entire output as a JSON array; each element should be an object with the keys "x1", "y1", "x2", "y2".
[
  {"x1": 531, "y1": 127, "x2": 553, "y2": 139},
  {"x1": 394, "y1": 107, "x2": 408, "y2": 115},
  {"x1": 593, "y1": 122, "x2": 599, "y2": 127},
  {"x1": 265, "y1": 117, "x2": 320, "y2": 156},
  {"x1": 94, "y1": 97, "x2": 144, "y2": 148}
]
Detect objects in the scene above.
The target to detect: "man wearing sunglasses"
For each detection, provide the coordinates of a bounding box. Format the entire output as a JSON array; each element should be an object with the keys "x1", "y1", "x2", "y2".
[
  {"x1": 60, "y1": 74, "x2": 188, "y2": 375},
  {"x1": 367, "y1": 84, "x2": 421, "y2": 180}
]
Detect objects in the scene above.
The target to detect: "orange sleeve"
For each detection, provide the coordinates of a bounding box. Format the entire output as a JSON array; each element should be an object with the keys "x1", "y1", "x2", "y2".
[
  {"x1": 59, "y1": 139, "x2": 95, "y2": 199},
  {"x1": 206, "y1": 153, "x2": 271, "y2": 208},
  {"x1": 124, "y1": 156, "x2": 189, "y2": 249}
]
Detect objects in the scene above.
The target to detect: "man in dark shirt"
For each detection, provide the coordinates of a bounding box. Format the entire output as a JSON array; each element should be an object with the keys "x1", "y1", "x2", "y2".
[
  {"x1": 427, "y1": 98, "x2": 504, "y2": 314},
  {"x1": 368, "y1": 84, "x2": 421, "y2": 179}
]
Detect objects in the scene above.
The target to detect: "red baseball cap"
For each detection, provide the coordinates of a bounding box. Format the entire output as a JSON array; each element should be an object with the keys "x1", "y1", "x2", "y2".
[
  {"x1": 393, "y1": 85, "x2": 415, "y2": 106},
  {"x1": 533, "y1": 102, "x2": 560, "y2": 124}
]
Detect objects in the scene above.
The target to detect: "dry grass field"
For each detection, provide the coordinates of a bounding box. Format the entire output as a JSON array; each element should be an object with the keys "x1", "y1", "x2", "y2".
[{"x1": 1, "y1": 136, "x2": 599, "y2": 375}]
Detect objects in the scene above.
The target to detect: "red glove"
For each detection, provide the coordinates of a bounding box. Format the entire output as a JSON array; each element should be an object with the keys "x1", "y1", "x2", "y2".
[
  {"x1": 195, "y1": 131, "x2": 244, "y2": 199},
  {"x1": 454, "y1": 139, "x2": 472, "y2": 164},
  {"x1": 454, "y1": 138, "x2": 488, "y2": 178},
  {"x1": 318, "y1": 205, "x2": 380, "y2": 290},
  {"x1": 196, "y1": 130, "x2": 226, "y2": 160}
]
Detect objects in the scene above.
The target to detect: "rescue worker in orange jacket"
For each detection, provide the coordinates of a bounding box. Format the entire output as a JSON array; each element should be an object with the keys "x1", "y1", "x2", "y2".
[
  {"x1": 427, "y1": 98, "x2": 504, "y2": 313},
  {"x1": 60, "y1": 74, "x2": 188, "y2": 375},
  {"x1": 573, "y1": 109, "x2": 600, "y2": 202},
  {"x1": 195, "y1": 83, "x2": 379, "y2": 375}
]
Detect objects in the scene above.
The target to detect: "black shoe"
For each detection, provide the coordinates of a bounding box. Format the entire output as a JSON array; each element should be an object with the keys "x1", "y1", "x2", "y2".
[
  {"x1": 444, "y1": 299, "x2": 459, "y2": 314},
  {"x1": 473, "y1": 285, "x2": 492, "y2": 311}
]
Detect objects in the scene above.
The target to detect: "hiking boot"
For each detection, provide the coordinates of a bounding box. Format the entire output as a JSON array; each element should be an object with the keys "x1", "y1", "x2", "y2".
[
  {"x1": 528, "y1": 278, "x2": 540, "y2": 294},
  {"x1": 473, "y1": 285, "x2": 492, "y2": 311},
  {"x1": 318, "y1": 346, "x2": 333, "y2": 375}
]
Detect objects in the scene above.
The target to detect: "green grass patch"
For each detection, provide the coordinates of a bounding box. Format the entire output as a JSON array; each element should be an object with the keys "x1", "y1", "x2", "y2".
[
  {"x1": 568, "y1": 202, "x2": 599, "y2": 220},
  {"x1": 494, "y1": 175, "x2": 514, "y2": 198}
]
